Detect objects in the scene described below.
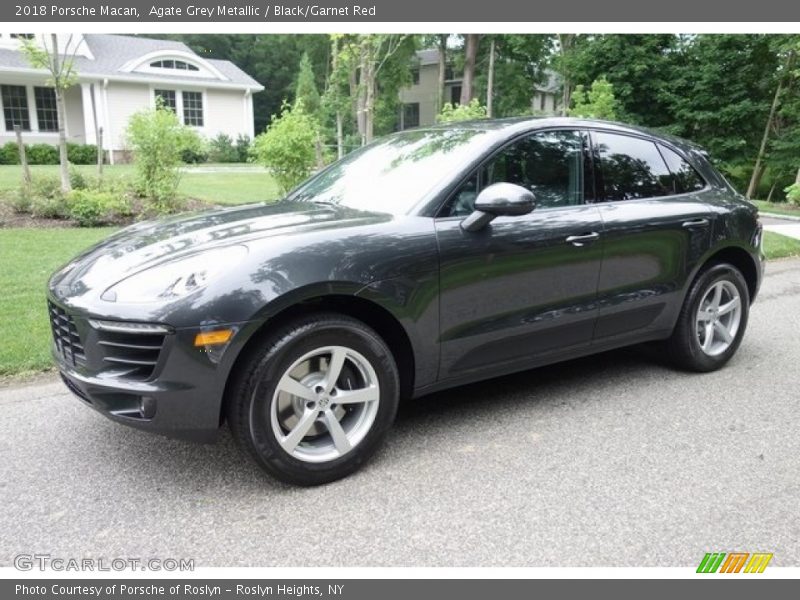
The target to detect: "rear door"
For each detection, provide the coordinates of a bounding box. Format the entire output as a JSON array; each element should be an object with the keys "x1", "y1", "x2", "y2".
[{"x1": 590, "y1": 130, "x2": 713, "y2": 341}]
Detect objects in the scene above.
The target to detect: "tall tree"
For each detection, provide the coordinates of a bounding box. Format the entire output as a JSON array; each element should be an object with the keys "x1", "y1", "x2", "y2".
[
  {"x1": 22, "y1": 34, "x2": 82, "y2": 193},
  {"x1": 460, "y1": 34, "x2": 481, "y2": 105},
  {"x1": 294, "y1": 51, "x2": 321, "y2": 116},
  {"x1": 437, "y1": 34, "x2": 448, "y2": 113}
]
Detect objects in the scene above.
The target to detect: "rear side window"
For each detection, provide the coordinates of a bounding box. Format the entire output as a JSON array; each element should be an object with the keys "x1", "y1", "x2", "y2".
[
  {"x1": 593, "y1": 132, "x2": 673, "y2": 201},
  {"x1": 657, "y1": 144, "x2": 706, "y2": 193}
]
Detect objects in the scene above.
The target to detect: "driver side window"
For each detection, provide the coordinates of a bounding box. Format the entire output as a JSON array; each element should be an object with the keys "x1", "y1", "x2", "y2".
[{"x1": 445, "y1": 130, "x2": 586, "y2": 217}]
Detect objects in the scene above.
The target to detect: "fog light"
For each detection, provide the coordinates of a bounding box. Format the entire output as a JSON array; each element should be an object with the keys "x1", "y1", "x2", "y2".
[{"x1": 139, "y1": 396, "x2": 156, "y2": 419}]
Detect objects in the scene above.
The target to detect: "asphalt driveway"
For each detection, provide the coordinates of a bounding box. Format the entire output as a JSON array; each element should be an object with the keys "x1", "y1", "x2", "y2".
[{"x1": 1, "y1": 258, "x2": 799, "y2": 568}]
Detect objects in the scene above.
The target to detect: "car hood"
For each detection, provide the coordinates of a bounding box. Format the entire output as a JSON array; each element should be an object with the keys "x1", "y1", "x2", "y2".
[{"x1": 49, "y1": 201, "x2": 393, "y2": 299}]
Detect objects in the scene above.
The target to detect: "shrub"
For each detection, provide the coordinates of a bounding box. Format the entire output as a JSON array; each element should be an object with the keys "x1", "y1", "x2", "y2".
[
  {"x1": 67, "y1": 143, "x2": 98, "y2": 165},
  {"x1": 10, "y1": 187, "x2": 31, "y2": 213},
  {"x1": 785, "y1": 182, "x2": 800, "y2": 207},
  {"x1": 181, "y1": 139, "x2": 209, "y2": 164},
  {"x1": 66, "y1": 189, "x2": 129, "y2": 226},
  {"x1": 235, "y1": 134, "x2": 251, "y2": 163},
  {"x1": 69, "y1": 166, "x2": 89, "y2": 190},
  {"x1": 208, "y1": 133, "x2": 239, "y2": 163},
  {"x1": 125, "y1": 104, "x2": 201, "y2": 212},
  {"x1": 26, "y1": 143, "x2": 59, "y2": 165},
  {"x1": 251, "y1": 102, "x2": 319, "y2": 193},
  {"x1": 437, "y1": 99, "x2": 488, "y2": 123},
  {"x1": 0, "y1": 141, "x2": 20, "y2": 165},
  {"x1": 28, "y1": 175, "x2": 66, "y2": 218}
]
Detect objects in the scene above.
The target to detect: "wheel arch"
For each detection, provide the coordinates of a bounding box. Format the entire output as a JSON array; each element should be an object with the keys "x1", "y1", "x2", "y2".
[
  {"x1": 696, "y1": 244, "x2": 760, "y2": 304},
  {"x1": 219, "y1": 293, "x2": 417, "y2": 426}
]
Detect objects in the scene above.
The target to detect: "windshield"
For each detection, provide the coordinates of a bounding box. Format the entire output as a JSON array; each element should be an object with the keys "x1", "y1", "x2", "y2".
[{"x1": 285, "y1": 127, "x2": 496, "y2": 215}]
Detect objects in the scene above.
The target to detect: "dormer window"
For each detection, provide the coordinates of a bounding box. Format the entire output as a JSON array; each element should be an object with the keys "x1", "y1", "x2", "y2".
[{"x1": 150, "y1": 59, "x2": 200, "y2": 72}]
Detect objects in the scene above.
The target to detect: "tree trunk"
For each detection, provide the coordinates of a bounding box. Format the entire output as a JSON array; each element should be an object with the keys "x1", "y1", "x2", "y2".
[
  {"x1": 437, "y1": 34, "x2": 447, "y2": 113},
  {"x1": 96, "y1": 126, "x2": 104, "y2": 178},
  {"x1": 15, "y1": 126, "x2": 31, "y2": 188},
  {"x1": 747, "y1": 51, "x2": 795, "y2": 199},
  {"x1": 460, "y1": 34, "x2": 480, "y2": 106},
  {"x1": 486, "y1": 38, "x2": 496, "y2": 118},
  {"x1": 336, "y1": 111, "x2": 344, "y2": 159},
  {"x1": 558, "y1": 34, "x2": 574, "y2": 116},
  {"x1": 50, "y1": 34, "x2": 71, "y2": 194}
]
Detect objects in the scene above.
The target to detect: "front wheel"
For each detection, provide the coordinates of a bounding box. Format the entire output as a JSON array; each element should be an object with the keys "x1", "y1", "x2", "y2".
[
  {"x1": 666, "y1": 262, "x2": 750, "y2": 372},
  {"x1": 226, "y1": 313, "x2": 400, "y2": 486}
]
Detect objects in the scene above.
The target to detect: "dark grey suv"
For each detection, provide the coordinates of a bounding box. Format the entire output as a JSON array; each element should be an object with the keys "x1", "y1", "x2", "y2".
[{"x1": 48, "y1": 118, "x2": 764, "y2": 485}]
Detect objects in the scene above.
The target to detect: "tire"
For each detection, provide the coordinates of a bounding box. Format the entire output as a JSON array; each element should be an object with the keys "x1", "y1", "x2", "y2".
[
  {"x1": 666, "y1": 262, "x2": 750, "y2": 372},
  {"x1": 226, "y1": 312, "x2": 400, "y2": 486}
]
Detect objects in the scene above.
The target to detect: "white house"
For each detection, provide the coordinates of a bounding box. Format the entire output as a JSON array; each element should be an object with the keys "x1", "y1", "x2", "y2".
[
  {"x1": 0, "y1": 33, "x2": 264, "y2": 162},
  {"x1": 398, "y1": 49, "x2": 561, "y2": 129}
]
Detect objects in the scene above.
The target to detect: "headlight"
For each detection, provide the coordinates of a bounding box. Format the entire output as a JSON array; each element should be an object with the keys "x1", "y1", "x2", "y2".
[{"x1": 102, "y1": 246, "x2": 248, "y2": 303}]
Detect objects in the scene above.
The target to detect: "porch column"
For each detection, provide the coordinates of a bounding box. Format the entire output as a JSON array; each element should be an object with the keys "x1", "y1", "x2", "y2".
[{"x1": 80, "y1": 82, "x2": 96, "y2": 145}]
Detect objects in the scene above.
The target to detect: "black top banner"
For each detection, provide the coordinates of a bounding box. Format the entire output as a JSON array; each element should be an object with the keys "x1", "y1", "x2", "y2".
[{"x1": 4, "y1": 0, "x2": 800, "y2": 22}]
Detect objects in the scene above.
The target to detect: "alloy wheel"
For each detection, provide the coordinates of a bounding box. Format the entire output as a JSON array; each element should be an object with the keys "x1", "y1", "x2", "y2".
[
  {"x1": 695, "y1": 280, "x2": 742, "y2": 357},
  {"x1": 269, "y1": 345, "x2": 381, "y2": 463}
]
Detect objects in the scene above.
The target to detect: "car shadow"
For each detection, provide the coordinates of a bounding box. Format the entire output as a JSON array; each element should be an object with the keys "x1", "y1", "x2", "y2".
[{"x1": 90, "y1": 344, "x2": 669, "y2": 492}]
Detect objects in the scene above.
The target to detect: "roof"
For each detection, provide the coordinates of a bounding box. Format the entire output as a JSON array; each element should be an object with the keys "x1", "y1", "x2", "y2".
[
  {"x1": 0, "y1": 34, "x2": 263, "y2": 90},
  {"x1": 417, "y1": 116, "x2": 706, "y2": 153}
]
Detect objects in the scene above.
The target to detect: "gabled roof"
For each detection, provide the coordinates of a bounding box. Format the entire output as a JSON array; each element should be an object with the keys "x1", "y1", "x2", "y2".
[{"x1": 0, "y1": 34, "x2": 263, "y2": 91}]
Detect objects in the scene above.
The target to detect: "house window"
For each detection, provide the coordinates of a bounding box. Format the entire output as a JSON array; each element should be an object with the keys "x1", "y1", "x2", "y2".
[
  {"x1": 444, "y1": 65, "x2": 455, "y2": 81},
  {"x1": 539, "y1": 93, "x2": 546, "y2": 112},
  {"x1": 1, "y1": 85, "x2": 30, "y2": 131},
  {"x1": 154, "y1": 89, "x2": 177, "y2": 112},
  {"x1": 150, "y1": 59, "x2": 200, "y2": 72},
  {"x1": 411, "y1": 67, "x2": 420, "y2": 85},
  {"x1": 182, "y1": 91, "x2": 204, "y2": 126},
  {"x1": 34, "y1": 87, "x2": 58, "y2": 132},
  {"x1": 402, "y1": 103, "x2": 419, "y2": 129}
]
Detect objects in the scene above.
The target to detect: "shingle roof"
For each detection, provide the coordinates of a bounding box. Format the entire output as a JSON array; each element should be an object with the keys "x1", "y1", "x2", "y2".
[{"x1": 0, "y1": 34, "x2": 262, "y2": 89}]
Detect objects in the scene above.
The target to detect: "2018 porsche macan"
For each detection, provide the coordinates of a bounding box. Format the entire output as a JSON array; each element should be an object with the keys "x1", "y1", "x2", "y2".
[{"x1": 49, "y1": 117, "x2": 763, "y2": 485}]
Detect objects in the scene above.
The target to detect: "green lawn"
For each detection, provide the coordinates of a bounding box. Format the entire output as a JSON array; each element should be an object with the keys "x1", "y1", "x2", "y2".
[
  {"x1": 0, "y1": 163, "x2": 280, "y2": 206},
  {"x1": 763, "y1": 230, "x2": 800, "y2": 260},
  {"x1": 754, "y1": 200, "x2": 800, "y2": 218},
  {"x1": 1, "y1": 227, "x2": 799, "y2": 380},
  {"x1": 0, "y1": 227, "x2": 116, "y2": 378}
]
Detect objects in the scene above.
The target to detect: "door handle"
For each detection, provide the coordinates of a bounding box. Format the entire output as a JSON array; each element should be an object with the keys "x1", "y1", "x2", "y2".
[
  {"x1": 682, "y1": 218, "x2": 709, "y2": 229},
  {"x1": 565, "y1": 232, "x2": 600, "y2": 247}
]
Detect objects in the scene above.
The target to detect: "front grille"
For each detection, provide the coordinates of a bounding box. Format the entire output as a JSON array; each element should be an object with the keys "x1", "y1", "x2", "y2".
[
  {"x1": 48, "y1": 301, "x2": 86, "y2": 368},
  {"x1": 96, "y1": 329, "x2": 166, "y2": 380}
]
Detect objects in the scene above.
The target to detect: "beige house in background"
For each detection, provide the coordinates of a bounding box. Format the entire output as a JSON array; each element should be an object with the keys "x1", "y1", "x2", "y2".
[
  {"x1": 398, "y1": 49, "x2": 561, "y2": 129},
  {"x1": 0, "y1": 33, "x2": 263, "y2": 162}
]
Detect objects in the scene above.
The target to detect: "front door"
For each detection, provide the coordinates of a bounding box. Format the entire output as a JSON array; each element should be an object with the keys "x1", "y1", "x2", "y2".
[{"x1": 434, "y1": 129, "x2": 604, "y2": 381}]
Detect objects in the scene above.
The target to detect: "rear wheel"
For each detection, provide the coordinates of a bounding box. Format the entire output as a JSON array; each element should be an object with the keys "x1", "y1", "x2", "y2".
[
  {"x1": 226, "y1": 313, "x2": 400, "y2": 486},
  {"x1": 666, "y1": 262, "x2": 749, "y2": 372}
]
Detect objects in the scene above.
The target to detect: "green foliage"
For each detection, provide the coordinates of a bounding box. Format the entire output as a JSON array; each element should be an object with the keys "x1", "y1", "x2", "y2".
[
  {"x1": 66, "y1": 189, "x2": 130, "y2": 226},
  {"x1": 295, "y1": 51, "x2": 321, "y2": 116},
  {"x1": 569, "y1": 77, "x2": 618, "y2": 120},
  {"x1": 235, "y1": 134, "x2": 251, "y2": 162},
  {"x1": 437, "y1": 99, "x2": 488, "y2": 123},
  {"x1": 251, "y1": 102, "x2": 318, "y2": 193},
  {"x1": 68, "y1": 166, "x2": 89, "y2": 190},
  {"x1": 125, "y1": 104, "x2": 200, "y2": 212},
  {"x1": 475, "y1": 34, "x2": 552, "y2": 117},
  {"x1": 26, "y1": 144, "x2": 59, "y2": 165},
  {"x1": 785, "y1": 182, "x2": 800, "y2": 207},
  {"x1": 27, "y1": 175, "x2": 67, "y2": 218},
  {"x1": 0, "y1": 142, "x2": 20, "y2": 165},
  {"x1": 66, "y1": 143, "x2": 97, "y2": 165},
  {"x1": 208, "y1": 133, "x2": 239, "y2": 163}
]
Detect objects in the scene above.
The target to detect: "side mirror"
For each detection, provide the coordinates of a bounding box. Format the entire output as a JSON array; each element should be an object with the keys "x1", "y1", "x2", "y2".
[{"x1": 461, "y1": 183, "x2": 535, "y2": 232}]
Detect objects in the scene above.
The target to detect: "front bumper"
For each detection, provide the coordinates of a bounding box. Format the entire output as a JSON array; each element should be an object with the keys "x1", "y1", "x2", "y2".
[{"x1": 49, "y1": 297, "x2": 256, "y2": 443}]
